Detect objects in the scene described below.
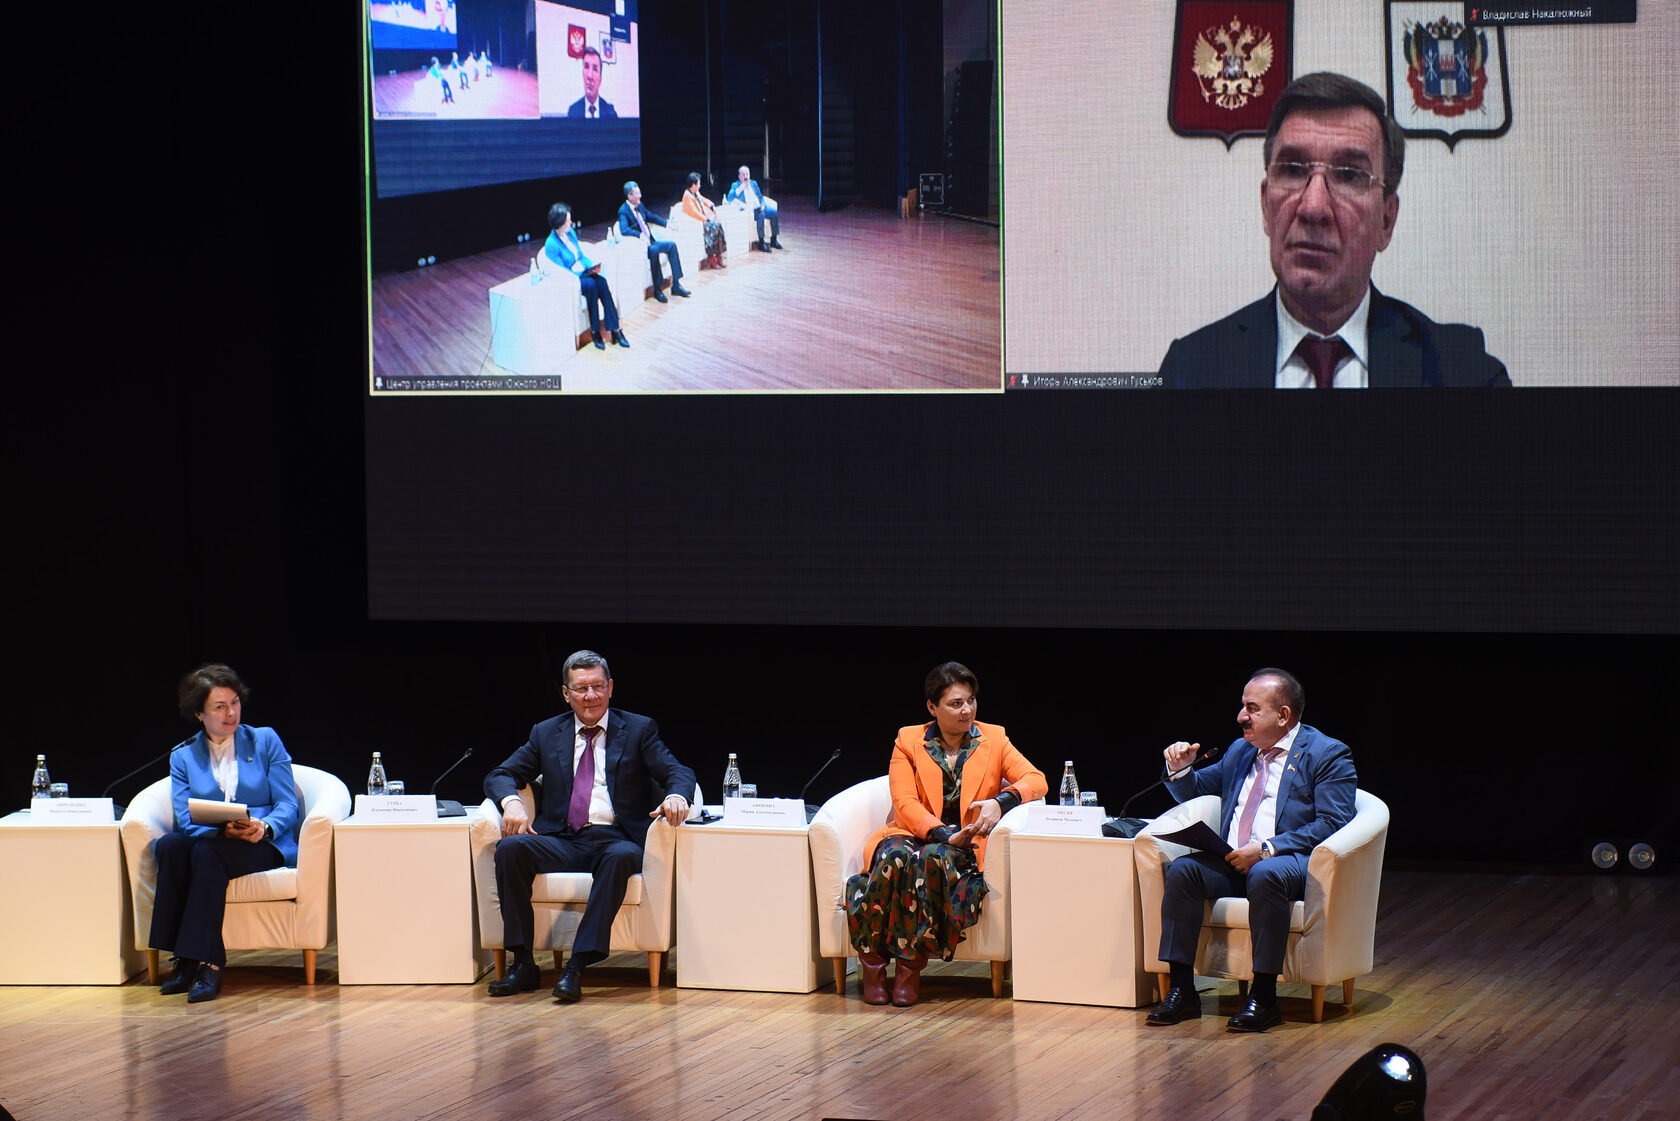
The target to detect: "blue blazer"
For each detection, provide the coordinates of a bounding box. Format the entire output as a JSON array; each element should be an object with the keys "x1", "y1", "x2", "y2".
[
  {"x1": 484, "y1": 709, "x2": 696, "y2": 851},
  {"x1": 725, "y1": 180, "x2": 774, "y2": 212},
  {"x1": 1158, "y1": 288, "x2": 1511, "y2": 388},
  {"x1": 169, "y1": 725, "x2": 301, "y2": 867},
  {"x1": 1166, "y1": 724, "x2": 1356, "y2": 857},
  {"x1": 543, "y1": 228, "x2": 595, "y2": 275},
  {"x1": 617, "y1": 200, "x2": 668, "y2": 238}
]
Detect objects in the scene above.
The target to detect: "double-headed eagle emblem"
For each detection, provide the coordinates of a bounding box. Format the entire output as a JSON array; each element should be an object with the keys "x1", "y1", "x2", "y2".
[{"x1": 1192, "y1": 17, "x2": 1274, "y2": 110}]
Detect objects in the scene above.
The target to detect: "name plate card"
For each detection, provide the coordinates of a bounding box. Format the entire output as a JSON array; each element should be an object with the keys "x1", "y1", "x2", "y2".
[
  {"x1": 28, "y1": 797, "x2": 116, "y2": 823},
  {"x1": 1022, "y1": 804, "x2": 1107, "y2": 837},
  {"x1": 721, "y1": 796, "x2": 807, "y2": 828},
  {"x1": 352, "y1": 794, "x2": 439, "y2": 823}
]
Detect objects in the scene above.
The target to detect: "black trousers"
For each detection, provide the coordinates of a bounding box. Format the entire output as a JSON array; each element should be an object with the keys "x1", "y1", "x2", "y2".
[
  {"x1": 578, "y1": 272, "x2": 618, "y2": 333},
  {"x1": 1158, "y1": 850, "x2": 1308, "y2": 976},
  {"x1": 644, "y1": 239, "x2": 683, "y2": 290},
  {"x1": 149, "y1": 830, "x2": 284, "y2": 966},
  {"x1": 493, "y1": 824, "x2": 643, "y2": 958}
]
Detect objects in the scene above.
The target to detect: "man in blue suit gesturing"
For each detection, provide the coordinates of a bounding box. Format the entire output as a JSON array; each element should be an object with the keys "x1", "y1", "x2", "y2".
[{"x1": 1146, "y1": 667, "x2": 1356, "y2": 1032}]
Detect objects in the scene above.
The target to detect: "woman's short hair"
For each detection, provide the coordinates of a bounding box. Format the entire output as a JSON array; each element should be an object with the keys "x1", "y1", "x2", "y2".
[
  {"x1": 547, "y1": 202, "x2": 572, "y2": 231},
  {"x1": 924, "y1": 661, "x2": 979, "y2": 704},
  {"x1": 687, "y1": 172, "x2": 702, "y2": 187},
  {"x1": 177, "y1": 663, "x2": 249, "y2": 721}
]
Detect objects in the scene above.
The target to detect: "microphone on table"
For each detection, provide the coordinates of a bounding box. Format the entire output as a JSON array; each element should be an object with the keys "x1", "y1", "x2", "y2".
[
  {"x1": 430, "y1": 747, "x2": 474, "y2": 817},
  {"x1": 799, "y1": 748, "x2": 842, "y2": 823},
  {"x1": 99, "y1": 743, "x2": 186, "y2": 818},
  {"x1": 1103, "y1": 740, "x2": 1228, "y2": 838}
]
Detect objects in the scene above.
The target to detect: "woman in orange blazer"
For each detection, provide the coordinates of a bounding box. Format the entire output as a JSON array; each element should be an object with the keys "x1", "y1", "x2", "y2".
[
  {"x1": 845, "y1": 662, "x2": 1047, "y2": 1006},
  {"x1": 681, "y1": 172, "x2": 728, "y2": 268}
]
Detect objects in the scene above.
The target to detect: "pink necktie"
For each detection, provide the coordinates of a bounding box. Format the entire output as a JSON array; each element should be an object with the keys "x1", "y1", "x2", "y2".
[
  {"x1": 1297, "y1": 335, "x2": 1352, "y2": 388},
  {"x1": 1235, "y1": 747, "x2": 1283, "y2": 847},
  {"x1": 567, "y1": 727, "x2": 599, "y2": 831}
]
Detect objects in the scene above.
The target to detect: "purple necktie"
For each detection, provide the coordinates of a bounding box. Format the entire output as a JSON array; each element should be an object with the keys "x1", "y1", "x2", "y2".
[
  {"x1": 568, "y1": 726, "x2": 599, "y2": 831},
  {"x1": 1235, "y1": 747, "x2": 1283, "y2": 848},
  {"x1": 1296, "y1": 335, "x2": 1352, "y2": 388}
]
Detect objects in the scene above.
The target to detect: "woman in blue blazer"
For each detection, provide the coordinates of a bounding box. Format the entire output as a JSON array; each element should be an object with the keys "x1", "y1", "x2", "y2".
[{"x1": 151, "y1": 664, "x2": 300, "y2": 1002}]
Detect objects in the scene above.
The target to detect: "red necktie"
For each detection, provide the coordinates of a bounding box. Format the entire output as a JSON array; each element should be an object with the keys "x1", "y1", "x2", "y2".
[
  {"x1": 568, "y1": 726, "x2": 599, "y2": 830},
  {"x1": 1296, "y1": 335, "x2": 1352, "y2": 388},
  {"x1": 1235, "y1": 747, "x2": 1283, "y2": 847}
]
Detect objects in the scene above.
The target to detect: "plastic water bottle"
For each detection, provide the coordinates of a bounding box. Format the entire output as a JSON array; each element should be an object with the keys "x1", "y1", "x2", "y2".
[
  {"x1": 1059, "y1": 761, "x2": 1079, "y2": 806},
  {"x1": 721, "y1": 753, "x2": 742, "y2": 799},
  {"x1": 31, "y1": 755, "x2": 51, "y2": 800},
  {"x1": 367, "y1": 752, "x2": 388, "y2": 796},
  {"x1": 529, "y1": 255, "x2": 540, "y2": 285}
]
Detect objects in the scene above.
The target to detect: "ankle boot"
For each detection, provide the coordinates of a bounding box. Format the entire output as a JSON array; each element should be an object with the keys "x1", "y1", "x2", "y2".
[
  {"x1": 858, "y1": 951, "x2": 889, "y2": 1005},
  {"x1": 891, "y1": 953, "x2": 927, "y2": 1006}
]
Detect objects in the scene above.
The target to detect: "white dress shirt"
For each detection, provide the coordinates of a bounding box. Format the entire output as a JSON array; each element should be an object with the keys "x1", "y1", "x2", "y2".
[{"x1": 1275, "y1": 288, "x2": 1373, "y2": 388}]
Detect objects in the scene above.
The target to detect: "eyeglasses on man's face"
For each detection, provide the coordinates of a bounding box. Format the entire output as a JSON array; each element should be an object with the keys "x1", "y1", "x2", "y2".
[{"x1": 1265, "y1": 160, "x2": 1385, "y2": 200}]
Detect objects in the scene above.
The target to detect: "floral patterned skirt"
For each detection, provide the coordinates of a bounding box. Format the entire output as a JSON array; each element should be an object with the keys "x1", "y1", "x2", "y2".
[
  {"x1": 702, "y1": 218, "x2": 727, "y2": 259},
  {"x1": 845, "y1": 836, "x2": 988, "y2": 961}
]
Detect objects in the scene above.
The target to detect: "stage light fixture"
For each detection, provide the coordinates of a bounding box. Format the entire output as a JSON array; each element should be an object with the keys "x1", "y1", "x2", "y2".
[
  {"x1": 1628, "y1": 842, "x2": 1656, "y2": 872},
  {"x1": 416, "y1": 257, "x2": 425, "y2": 268},
  {"x1": 427, "y1": 255, "x2": 437, "y2": 265},
  {"x1": 1590, "y1": 841, "x2": 1619, "y2": 870},
  {"x1": 1311, "y1": 1042, "x2": 1427, "y2": 1119}
]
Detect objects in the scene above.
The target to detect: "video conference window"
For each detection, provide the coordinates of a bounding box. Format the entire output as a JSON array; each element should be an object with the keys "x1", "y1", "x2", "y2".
[
  {"x1": 1000, "y1": 0, "x2": 1678, "y2": 387},
  {"x1": 367, "y1": 0, "x2": 640, "y2": 197},
  {"x1": 363, "y1": 0, "x2": 1003, "y2": 396}
]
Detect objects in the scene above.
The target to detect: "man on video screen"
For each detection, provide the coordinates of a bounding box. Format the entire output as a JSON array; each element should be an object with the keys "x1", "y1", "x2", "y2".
[
  {"x1": 1158, "y1": 72, "x2": 1509, "y2": 388},
  {"x1": 568, "y1": 45, "x2": 616, "y2": 119}
]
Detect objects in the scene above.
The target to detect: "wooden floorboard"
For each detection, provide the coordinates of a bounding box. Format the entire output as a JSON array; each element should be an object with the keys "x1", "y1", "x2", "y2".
[
  {"x1": 370, "y1": 197, "x2": 1003, "y2": 393},
  {"x1": 2, "y1": 870, "x2": 1675, "y2": 1120}
]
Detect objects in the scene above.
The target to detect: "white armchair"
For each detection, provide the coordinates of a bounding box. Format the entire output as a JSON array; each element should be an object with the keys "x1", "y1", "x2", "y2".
[
  {"x1": 1135, "y1": 789, "x2": 1390, "y2": 1022},
  {"x1": 808, "y1": 775, "x2": 1029, "y2": 998},
  {"x1": 718, "y1": 201, "x2": 759, "y2": 252},
  {"x1": 121, "y1": 764, "x2": 352, "y2": 984},
  {"x1": 467, "y1": 784, "x2": 700, "y2": 987},
  {"x1": 596, "y1": 227, "x2": 658, "y2": 307}
]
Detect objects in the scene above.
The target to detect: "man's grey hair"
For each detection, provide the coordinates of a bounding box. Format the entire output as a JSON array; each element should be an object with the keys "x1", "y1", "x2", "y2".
[{"x1": 562, "y1": 649, "x2": 611, "y2": 684}]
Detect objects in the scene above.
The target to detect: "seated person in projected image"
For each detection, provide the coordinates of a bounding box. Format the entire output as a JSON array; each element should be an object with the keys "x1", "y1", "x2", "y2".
[
  {"x1": 1145, "y1": 668, "x2": 1355, "y2": 1033},
  {"x1": 726, "y1": 165, "x2": 784, "y2": 252},
  {"x1": 1157, "y1": 72, "x2": 1510, "y2": 389},
  {"x1": 683, "y1": 172, "x2": 728, "y2": 269},
  {"x1": 544, "y1": 202, "x2": 629, "y2": 349},
  {"x1": 568, "y1": 45, "x2": 616, "y2": 119},
  {"x1": 483, "y1": 650, "x2": 695, "y2": 1003},
  {"x1": 619, "y1": 181, "x2": 691, "y2": 301}
]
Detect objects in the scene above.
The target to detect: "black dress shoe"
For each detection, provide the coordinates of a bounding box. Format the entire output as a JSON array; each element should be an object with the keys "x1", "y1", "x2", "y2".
[
  {"x1": 1226, "y1": 995, "x2": 1284, "y2": 1032},
  {"x1": 553, "y1": 961, "x2": 586, "y2": 1003},
  {"x1": 654, "y1": 290, "x2": 669, "y2": 303},
  {"x1": 186, "y1": 962, "x2": 224, "y2": 1003},
  {"x1": 615, "y1": 329, "x2": 630, "y2": 348},
  {"x1": 754, "y1": 240, "x2": 770, "y2": 252},
  {"x1": 1145, "y1": 985, "x2": 1203, "y2": 1025},
  {"x1": 160, "y1": 957, "x2": 199, "y2": 995},
  {"x1": 487, "y1": 960, "x2": 541, "y2": 997},
  {"x1": 672, "y1": 283, "x2": 691, "y2": 297},
  {"x1": 769, "y1": 238, "x2": 784, "y2": 250},
  {"x1": 591, "y1": 332, "x2": 605, "y2": 350}
]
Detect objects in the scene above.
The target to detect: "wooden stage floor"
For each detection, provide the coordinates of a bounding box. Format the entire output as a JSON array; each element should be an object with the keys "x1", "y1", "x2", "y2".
[
  {"x1": 370, "y1": 198, "x2": 1002, "y2": 393},
  {"x1": 2, "y1": 869, "x2": 1675, "y2": 1120}
]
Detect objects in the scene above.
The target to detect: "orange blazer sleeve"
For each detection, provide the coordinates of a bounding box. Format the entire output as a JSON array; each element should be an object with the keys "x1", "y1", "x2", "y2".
[{"x1": 681, "y1": 191, "x2": 706, "y2": 221}]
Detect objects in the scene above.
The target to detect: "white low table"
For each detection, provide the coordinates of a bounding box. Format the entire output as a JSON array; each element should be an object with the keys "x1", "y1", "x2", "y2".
[
  {"x1": 0, "y1": 811, "x2": 145, "y2": 984},
  {"x1": 333, "y1": 814, "x2": 490, "y2": 984},
  {"x1": 675, "y1": 817, "x2": 833, "y2": 992},
  {"x1": 1009, "y1": 830, "x2": 1153, "y2": 1007},
  {"x1": 487, "y1": 271, "x2": 583, "y2": 376}
]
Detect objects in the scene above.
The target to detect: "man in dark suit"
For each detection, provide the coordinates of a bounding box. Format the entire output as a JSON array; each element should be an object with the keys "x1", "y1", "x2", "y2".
[
  {"x1": 1145, "y1": 668, "x2": 1357, "y2": 1032},
  {"x1": 566, "y1": 46, "x2": 616, "y2": 119},
  {"x1": 484, "y1": 650, "x2": 696, "y2": 1002},
  {"x1": 1158, "y1": 72, "x2": 1509, "y2": 388},
  {"x1": 618, "y1": 181, "x2": 690, "y2": 301}
]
